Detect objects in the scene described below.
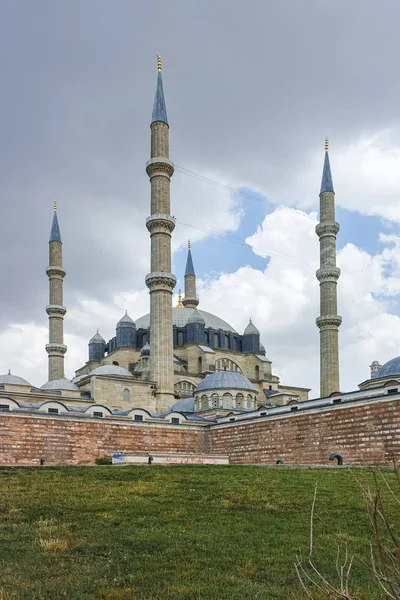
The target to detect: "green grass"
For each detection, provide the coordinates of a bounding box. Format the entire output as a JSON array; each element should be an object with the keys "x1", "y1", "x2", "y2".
[{"x1": 0, "y1": 466, "x2": 398, "y2": 599}]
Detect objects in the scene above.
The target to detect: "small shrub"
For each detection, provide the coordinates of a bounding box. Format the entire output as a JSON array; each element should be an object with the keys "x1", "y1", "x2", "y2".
[{"x1": 95, "y1": 456, "x2": 112, "y2": 465}]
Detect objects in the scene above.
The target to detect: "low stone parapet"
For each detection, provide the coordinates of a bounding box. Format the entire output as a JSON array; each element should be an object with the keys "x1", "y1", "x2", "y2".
[{"x1": 112, "y1": 451, "x2": 229, "y2": 465}]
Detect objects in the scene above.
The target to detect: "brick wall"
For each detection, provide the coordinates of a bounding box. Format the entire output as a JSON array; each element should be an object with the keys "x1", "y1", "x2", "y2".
[
  {"x1": 1, "y1": 398, "x2": 399, "y2": 466},
  {"x1": 210, "y1": 399, "x2": 400, "y2": 465},
  {"x1": 0, "y1": 415, "x2": 207, "y2": 466}
]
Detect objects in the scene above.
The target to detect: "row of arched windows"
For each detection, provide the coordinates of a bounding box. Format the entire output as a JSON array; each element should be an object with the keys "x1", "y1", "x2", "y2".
[
  {"x1": 215, "y1": 359, "x2": 242, "y2": 373},
  {"x1": 196, "y1": 392, "x2": 255, "y2": 411}
]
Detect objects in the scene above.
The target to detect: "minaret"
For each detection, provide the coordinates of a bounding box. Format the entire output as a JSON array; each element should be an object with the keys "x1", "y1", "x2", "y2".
[
  {"x1": 182, "y1": 240, "x2": 199, "y2": 309},
  {"x1": 45, "y1": 201, "x2": 67, "y2": 381},
  {"x1": 316, "y1": 139, "x2": 342, "y2": 397},
  {"x1": 145, "y1": 55, "x2": 176, "y2": 412}
]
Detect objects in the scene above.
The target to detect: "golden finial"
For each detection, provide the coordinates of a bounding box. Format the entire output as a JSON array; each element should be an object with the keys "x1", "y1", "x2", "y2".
[
  {"x1": 157, "y1": 54, "x2": 162, "y2": 71},
  {"x1": 177, "y1": 290, "x2": 184, "y2": 308},
  {"x1": 325, "y1": 137, "x2": 329, "y2": 152},
  {"x1": 249, "y1": 318, "x2": 252, "y2": 323},
  {"x1": 188, "y1": 239, "x2": 191, "y2": 249},
  {"x1": 54, "y1": 200, "x2": 57, "y2": 211},
  {"x1": 125, "y1": 310, "x2": 128, "y2": 316}
]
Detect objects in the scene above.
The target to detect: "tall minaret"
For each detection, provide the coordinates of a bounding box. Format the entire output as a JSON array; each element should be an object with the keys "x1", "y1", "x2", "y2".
[
  {"x1": 45, "y1": 201, "x2": 67, "y2": 381},
  {"x1": 316, "y1": 139, "x2": 342, "y2": 397},
  {"x1": 182, "y1": 240, "x2": 199, "y2": 309},
  {"x1": 145, "y1": 55, "x2": 176, "y2": 412}
]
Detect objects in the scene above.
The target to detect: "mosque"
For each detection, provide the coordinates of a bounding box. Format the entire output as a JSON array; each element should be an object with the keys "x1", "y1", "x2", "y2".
[{"x1": 0, "y1": 57, "x2": 399, "y2": 434}]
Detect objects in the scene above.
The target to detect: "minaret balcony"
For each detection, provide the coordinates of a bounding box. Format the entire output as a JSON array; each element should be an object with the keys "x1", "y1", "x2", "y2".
[
  {"x1": 46, "y1": 304, "x2": 67, "y2": 317},
  {"x1": 315, "y1": 221, "x2": 340, "y2": 238},
  {"x1": 146, "y1": 214, "x2": 176, "y2": 234},
  {"x1": 316, "y1": 267, "x2": 341, "y2": 283},
  {"x1": 45, "y1": 343, "x2": 67, "y2": 356},
  {"x1": 146, "y1": 157, "x2": 174, "y2": 178},
  {"x1": 316, "y1": 315, "x2": 342, "y2": 329},
  {"x1": 145, "y1": 272, "x2": 177, "y2": 291},
  {"x1": 46, "y1": 266, "x2": 66, "y2": 279}
]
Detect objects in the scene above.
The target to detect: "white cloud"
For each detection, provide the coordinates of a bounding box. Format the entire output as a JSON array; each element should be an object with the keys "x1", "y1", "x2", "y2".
[{"x1": 197, "y1": 206, "x2": 400, "y2": 396}]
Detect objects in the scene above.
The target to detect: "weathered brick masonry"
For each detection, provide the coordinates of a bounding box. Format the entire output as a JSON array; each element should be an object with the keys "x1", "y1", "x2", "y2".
[
  {"x1": 210, "y1": 399, "x2": 400, "y2": 465},
  {"x1": 0, "y1": 415, "x2": 208, "y2": 466},
  {"x1": 0, "y1": 398, "x2": 399, "y2": 466}
]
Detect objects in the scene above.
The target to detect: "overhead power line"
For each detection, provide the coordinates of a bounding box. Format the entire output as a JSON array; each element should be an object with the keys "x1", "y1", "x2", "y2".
[{"x1": 173, "y1": 165, "x2": 312, "y2": 267}]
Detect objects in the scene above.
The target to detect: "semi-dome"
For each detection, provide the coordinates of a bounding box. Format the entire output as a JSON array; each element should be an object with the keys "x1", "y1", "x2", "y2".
[
  {"x1": 117, "y1": 312, "x2": 136, "y2": 327},
  {"x1": 41, "y1": 378, "x2": 79, "y2": 391},
  {"x1": 136, "y1": 307, "x2": 237, "y2": 333},
  {"x1": 89, "y1": 331, "x2": 106, "y2": 344},
  {"x1": 244, "y1": 319, "x2": 259, "y2": 335},
  {"x1": 170, "y1": 397, "x2": 195, "y2": 412},
  {"x1": 140, "y1": 342, "x2": 150, "y2": 357},
  {"x1": 187, "y1": 309, "x2": 205, "y2": 324},
  {"x1": 376, "y1": 357, "x2": 400, "y2": 379},
  {"x1": 196, "y1": 371, "x2": 257, "y2": 393},
  {"x1": 90, "y1": 365, "x2": 133, "y2": 378},
  {"x1": 0, "y1": 372, "x2": 31, "y2": 386}
]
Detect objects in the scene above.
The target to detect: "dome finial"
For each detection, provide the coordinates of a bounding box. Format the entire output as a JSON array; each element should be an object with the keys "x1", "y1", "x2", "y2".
[
  {"x1": 177, "y1": 289, "x2": 184, "y2": 308},
  {"x1": 157, "y1": 54, "x2": 162, "y2": 72},
  {"x1": 8, "y1": 369, "x2": 11, "y2": 375},
  {"x1": 188, "y1": 239, "x2": 191, "y2": 249},
  {"x1": 96, "y1": 328, "x2": 99, "y2": 334},
  {"x1": 54, "y1": 200, "x2": 57, "y2": 211},
  {"x1": 125, "y1": 309, "x2": 128, "y2": 316},
  {"x1": 325, "y1": 137, "x2": 329, "y2": 152}
]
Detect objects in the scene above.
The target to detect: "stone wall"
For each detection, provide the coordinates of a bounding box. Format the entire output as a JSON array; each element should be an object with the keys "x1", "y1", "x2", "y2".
[{"x1": 0, "y1": 398, "x2": 399, "y2": 466}]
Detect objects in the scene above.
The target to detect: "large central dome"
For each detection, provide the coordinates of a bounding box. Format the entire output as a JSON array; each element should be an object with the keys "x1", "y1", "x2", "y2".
[{"x1": 136, "y1": 308, "x2": 238, "y2": 334}]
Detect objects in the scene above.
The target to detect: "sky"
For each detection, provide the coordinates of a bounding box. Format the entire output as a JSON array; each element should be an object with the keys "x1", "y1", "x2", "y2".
[{"x1": 2, "y1": 0, "x2": 400, "y2": 395}]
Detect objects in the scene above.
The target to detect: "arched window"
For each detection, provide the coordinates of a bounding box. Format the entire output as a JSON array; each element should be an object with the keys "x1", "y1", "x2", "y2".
[
  {"x1": 215, "y1": 359, "x2": 242, "y2": 374},
  {"x1": 204, "y1": 331, "x2": 209, "y2": 345},
  {"x1": 225, "y1": 335, "x2": 230, "y2": 349},
  {"x1": 198, "y1": 356, "x2": 202, "y2": 373},
  {"x1": 236, "y1": 393, "x2": 244, "y2": 409},
  {"x1": 177, "y1": 331, "x2": 184, "y2": 346},
  {"x1": 123, "y1": 389, "x2": 130, "y2": 403},
  {"x1": 201, "y1": 394, "x2": 208, "y2": 410},
  {"x1": 213, "y1": 333, "x2": 219, "y2": 348},
  {"x1": 254, "y1": 365, "x2": 260, "y2": 380},
  {"x1": 223, "y1": 393, "x2": 233, "y2": 409},
  {"x1": 211, "y1": 393, "x2": 219, "y2": 409},
  {"x1": 246, "y1": 394, "x2": 253, "y2": 409},
  {"x1": 112, "y1": 361, "x2": 119, "y2": 366}
]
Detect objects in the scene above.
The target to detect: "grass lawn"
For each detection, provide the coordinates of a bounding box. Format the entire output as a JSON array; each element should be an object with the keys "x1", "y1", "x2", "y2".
[{"x1": 0, "y1": 465, "x2": 399, "y2": 599}]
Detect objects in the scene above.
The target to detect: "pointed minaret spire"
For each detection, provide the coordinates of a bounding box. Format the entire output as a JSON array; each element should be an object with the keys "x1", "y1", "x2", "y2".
[
  {"x1": 316, "y1": 139, "x2": 342, "y2": 397},
  {"x1": 145, "y1": 56, "x2": 176, "y2": 412},
  {"x1": 183, "y1": 240, "x2": 199, "y2": 309},
  {"x1": 320, "y1": 137, "x2": 334, "y2": 193},
  {"x1": 50, "y1": 200, "x2": 62, "y2": 242},
  {"x1": 151, "y1": 54, "x2": 168, "y2": 126},
  {"x1": 45, "y1": 203, "x2": 67, "y2": 381}
]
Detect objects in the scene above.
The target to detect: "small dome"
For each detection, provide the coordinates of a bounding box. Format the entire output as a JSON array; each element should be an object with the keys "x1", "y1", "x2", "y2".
[
  {"x1": 371, "y1": 360, "x2": 380, "y2": 366},
  {"x1": 171, "y1": 397, "x2": 195, "y2": 412},
  {"x1": 0, "y1": 372, "x2": 31, "y2": 386},
  {"x1": 376, "y1": 357, "x2": 400, "y2": 379},
  {"x1": 140, "y1": 342, "x2": 150, "y2": 357},
  {"x1": 117, "y1": 312, "x2": 136, "y2": 327},
  {"x1": 41, "y1": 378, "x2": 79, "y2": 391},
  {"x1": 187, "y1": 310, "x2": 205, "y2": 324},
  {"x1": 89, "y1": 331, "x2": 106, "y2": 344},
  {"x1": 244, "y1": 319, "x2": 259, "y2": 335},
  {"x1": 90, "y1": 365, "x2": 133, "y2": 378},
  {"x1": 196, "y1": 371, "x2": 257, "y2": 393}
]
